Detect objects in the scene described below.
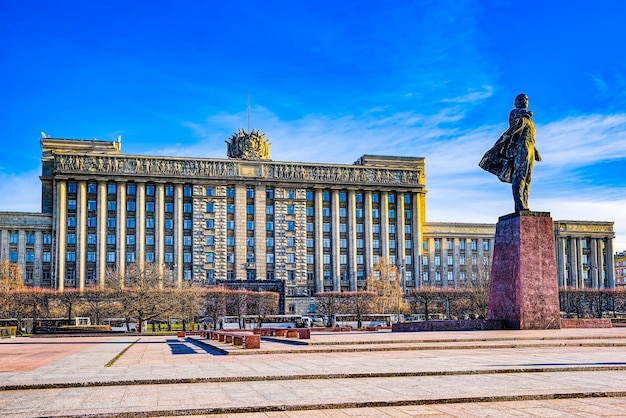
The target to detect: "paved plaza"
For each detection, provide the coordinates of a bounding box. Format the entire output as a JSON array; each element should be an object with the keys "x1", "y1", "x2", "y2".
[{"x1": 2, "y1": 328, "x2": 626, "y2": 417}]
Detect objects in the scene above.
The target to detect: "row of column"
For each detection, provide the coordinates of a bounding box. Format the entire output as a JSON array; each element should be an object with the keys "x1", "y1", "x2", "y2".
[
  {"x1": 556, "y1": 236, "x2": 615, "y2": 288},
  {"x1": 55, "y1": 179, "x2": 186, "y2": 291},
  {"x1": 312, "y1": 189, "x2": 423, "y2": 293},
  {"x1": 423, "y1": 237, "x2": 494, "y2": 285}
]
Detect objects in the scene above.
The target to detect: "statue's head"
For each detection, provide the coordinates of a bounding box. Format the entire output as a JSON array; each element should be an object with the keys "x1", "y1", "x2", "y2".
[{"x1": 514, "y1": 94, "x2": 528, "y2": 109}]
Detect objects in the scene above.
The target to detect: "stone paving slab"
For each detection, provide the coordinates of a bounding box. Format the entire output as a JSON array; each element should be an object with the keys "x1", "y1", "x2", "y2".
[{"x1": 2, "y1": 329, "x2": 626, "y2": 416}]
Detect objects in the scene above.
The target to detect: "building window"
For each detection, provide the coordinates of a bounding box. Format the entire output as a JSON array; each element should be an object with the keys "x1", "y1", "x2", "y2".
[
  {"x1": 184, "y1": 235, "x2": 192, "y2": 246},
  {"x1": 107, "y1": 234, "x2": 115, "y2": 245},
  {"x1": 146, "y1": 202, "x2": 154, "y2": 212},
  {"x1": 184, "y1": 186, "x2": 192, "y2": 197},
  {"x1": 226, "y1": 220, "x2": 234, "y2": 230},
  {"x1": 206, "y1": 219, "x2": 214, "y2": 229},
  {"x1": 165, "y1": 203, "x2": 174, "y2": 213},
  {"x1": 126, "y1": 252, "x2": 135, "y2": 263},
  {"x1": 88, "y1": 183, "x2": 97, "y2": 194},
  {"x1": 184, "y1": 253, "x2": 192, "y2": 263},
  {"x1": 127, "y1": 218, "x2": 135, "y2": 228},
  {"x1": 447, "y1": 256, "x2": 453, "y2": 266},
  {"x1": 287, "y1": 189, "x2": 295, "y2": 199},
  {"x1": 146, "y1": 252, "x2": 154, "y2": 262},
  {"x1": 107, "y1": 184, "x2": 116, "y2": 194},
  {"x1": 206, "y1": 236, "x2": 214, "y2": 245},
  {"x1": 107, "y1": 252, "x2": 115, "y2": 263},
  {"x1": 68, "y1": 199, "x2": 77, "y2": 210},
  {"x1": 68, "y1": 217, "x2": 76, "y2": 227},
  {"x1": 25, "y1": 252, "x2": 34, "y2": 262},
  {"x1": 227, "y1": 204, "x2": 234, "y2": 214},
  {"x1": 266, "y1": 221, "x2": 274, "y2": 231},
  {"x1": 287, "y1": 221, "x2": 295, "y2": 231},
  {"x1": 165, "y1": 186, "x2": 174, "y2": 196},
  {"x1": 127, "y1": 235, "x2": 135, "y2": 245},
  {"x1": 246, "y1": 188, "x2": 254, "y2": 198},
  {"x1": 287, "y1": 253, "x2": 295, "y2": 263},
  {"x1": 227, "y1": 237, "x2": 235, "y2": 246},
  {"x1": 266, "y1": 205, "x2": 274, "y2": 215},
  {"x1": 43, "y1": 252, "x2": 51, "y2": 262},
  {"x1": 206, "y1": 187, "x2": 214, "y2": 197},
  {"x1": 127, "y1": 184, "x2": 136, "y2": 195},
  {"x1": 9, "y1": 251, "x2": 17, "y2": 263},
  {"x1": 146, "y1": 235, "x2": 154, "y2": 245},
  {"x1": 183, "y1": 220, "x2": 192, "y2": 229},
  {"x1": 267, "y1": 254, "x2": 275, "y2": 263},
  {"x1": 43, "y1": 234, "x2": 51, "y2": 245},
  {"x1": 307, "y1": 255, "x2": 314, "y2": 264},
  {"x1": 266, "y1": 237, "x2": 274, "y2": 247},
  {"x1": 88, "y1": 234, "x2": 96, "y2": 244},
  {"x1": 483, "y1": 241, "x2": 490, "y2": 251},
  {"x1": 165, "y1": 236, "x2": 173, "y2": 246},
  {"x1": 247, "y1": 221, "x2": 255, "y2": 231},
  {"x1": 206, "y1": 203, "x2": 214, "y2": 213},
  {"x1": 146, "y1": 218, "x2": 154, "y2": 228},
  {"x1": 226, "y1": 187, "x2": 235, "y2": 197},
  {"x1": 165, "y1": 253, "x2": 173, "y2": 263}
]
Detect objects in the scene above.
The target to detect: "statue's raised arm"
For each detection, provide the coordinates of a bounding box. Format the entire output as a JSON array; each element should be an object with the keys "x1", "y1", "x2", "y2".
[{"x1": 479, "y1": 94, "x2": 540, "y2": 213}]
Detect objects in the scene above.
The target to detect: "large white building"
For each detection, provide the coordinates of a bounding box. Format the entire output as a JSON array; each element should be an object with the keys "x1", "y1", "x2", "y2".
[{"x1": 0, "y1": 133, "x2": 616, "y2": 314}]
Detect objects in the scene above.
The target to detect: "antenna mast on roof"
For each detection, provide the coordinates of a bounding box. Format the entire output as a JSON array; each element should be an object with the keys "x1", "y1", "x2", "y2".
[{"x1": 247, "y1": 93, "x2": 251, "y2": 133}]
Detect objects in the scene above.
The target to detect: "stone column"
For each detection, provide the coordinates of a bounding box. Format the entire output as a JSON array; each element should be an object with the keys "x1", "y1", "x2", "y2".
[
  {"x1": 155, "y1": 183, "x2": 165, "y2": 279},
  {"x1": 56, "y1": 180, "x2": 67, "y2": 291},
  {"x1": 556, "y1": 237, "x2": 566, "y2": 287},
  {"x1": 347, "y1": 190, "x2": 357, "y2": 291},
  {"x1": 590, "y1": 238, "x2": 599, "y2": 289},
  {"x1": 598, "y1": 239, "x2": 606, "y2": 288},
  {"x1": 331, "y1": 190, "x2": 340, "y2": 291},
  {"x1": 254, "y1": 185, "x2": 267, "y2": 281},
  {"x1": 576, "y1": 238, "x2": 584, "y2": 288},
  {"x1": 77, "y1": 181, "x2": 87, "y2": 291},
  {"x1": 174, "y1": 183, "x2": 184, "y2": 287},
  {"x1": 136, "y1": 182, "x2": 146, "y2": 272},
  {"x1": 234, "y1": 185, "x2": 247, "y2": 281},
  {"x1": 363, "y1": 191, "x2": 373, "y2": 278},
  {"x1": 396, "y1": 193, "x2": 406, "y2": 277},
  {"x1": 380, "y1": 191, "x2": 389, "y2": 259},
  {"x1": 314, "y1": 189, "x2": 323, "y2": 293},
  {"x1": 116, "y1": 181, "x2": 126, "y2": 283},
  {"x1": 411, "y1": 193, "x2": 421, "y2": 287},
  {"x1": 441, "y1": 238, "x2": 449, "y2": 285},
  {"x1": 97, "y1": 181, "x2": 107, "y2": 288},
  {"x1": 34, "y1": 230, "x2": 43, "y2": 286},
  {"x1": 606, "y1": 238, "x2": 615, "y2": 288},
  {"x1": 568, "y1": 238, "x2": 578, "y2": 288}
]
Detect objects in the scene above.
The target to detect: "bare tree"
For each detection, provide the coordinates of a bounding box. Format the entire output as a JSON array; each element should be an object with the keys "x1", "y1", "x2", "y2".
[
  {"x1": 343, "y1": 291, "x2": 376, "y2": 328},
  {"x1": 246, "y1": 291, "x2": 280, "y2": 327},
  {"x1": 107, "y1": 262, "x2": 174, "y2": 332},
  {"x1": 202, "y1": 288, "x2": 229, "y2": 330},
  {"x1": 367, "y1": 258, "x2": 404, "y2": 314},
  {"x1": 0, "y1": 260, "x2": 23, "y2": 291},
  {"x1": 315, "y1": 291, "x2": 349, "y2": 327}
]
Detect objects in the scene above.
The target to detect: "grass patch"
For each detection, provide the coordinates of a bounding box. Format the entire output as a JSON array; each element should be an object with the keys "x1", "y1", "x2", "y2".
[{"x1": 105, "y1": 338, "x2": 139, "y2": 367}]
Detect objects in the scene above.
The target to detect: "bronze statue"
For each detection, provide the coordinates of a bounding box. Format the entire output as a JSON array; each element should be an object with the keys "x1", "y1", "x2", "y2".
[{"x1": 479, "y1": 94, "x2": 541, "y2": 212}]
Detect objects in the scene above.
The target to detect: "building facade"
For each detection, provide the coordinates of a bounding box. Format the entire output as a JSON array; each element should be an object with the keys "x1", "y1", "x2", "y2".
[
  {"x1": 615, "y1": 252, "x2": 626, "y2": 288},
  {"x1": 0, "y1": 134, "x2": 618, "y2": 314}
]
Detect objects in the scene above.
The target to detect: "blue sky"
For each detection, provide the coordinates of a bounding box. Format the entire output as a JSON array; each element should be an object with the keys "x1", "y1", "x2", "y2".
[{"x1": 1, "y1": 1, "x2": 626, "y2": 250}]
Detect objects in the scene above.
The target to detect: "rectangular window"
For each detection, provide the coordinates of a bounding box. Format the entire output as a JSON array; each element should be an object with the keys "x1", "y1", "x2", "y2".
[
  {"x1": 146, "y1": 201, "x2": 155, "y2": 212},
  {"x1": 266, "y1": 205, "x2": 274, "y2": 215},
  {"x1": 323, "y1": 254, "x2": 331, "y2": 264},
  {"x1": 206, "y1": 235, "x2": 214, "y2": 245},
  {"x1": 164, "y1": 253, "x2": 173, "y2": 263},
  {"x1": 165, "y1": 185, "x2": 174, "y2": 196},
  {"x1": 184, "y1": 252, "x2": 192, "y2": 263},
  {"x1": 356, "y1": 208, "x2": 363, "y2": 218},
  {"x1": 184, "y1": 186, "x2": 192, "y2": 197},
  {"x1": 127, "y1": 184, "x2": 136, "y2": 195},
  {"x1": 389, "y1": 209, "x2": 395, "y2": 218},
  {"x1": 227, "y1": 236, "x2": 235, "y2": 246},
  {"x1": 25, "y1": 252, "x2": 34, "y2": 262},
  {"x1": 107, "y1": 234, "x2": 115, "y2": 245},
  {"x1": 88, "y1": 234, "x2": 96, "y2": 244},
  {"x1": 146, "y1": 185, "x2": 155, "y2": 196},
  {"x1": 88, "y1": 183, "x2": 97, "y2": 194},
  {"x1": 127, "y1": 235, "x2": 135, "y2": 245},
  {"x1": 146, "y1": 252, "x2": 154, "y2": 262},
  {"x1": 448, "y1": 271, "x2": 454, "y2": 281},
  {"x1": 68, "y1": 217, "x2": 76, "y2": 227},
  {"x1": 165, "y1": 202, "x2": 174, "y2": 212},
  {"x1": 206, "y1": 219, "x2": 214, "y2": 229},
  {"x1": 267, "y1": 254, "x2": 275, "y2": 263},
  {"x1": 107, "y1": 184, "x2": 116, "y2": 194},
  {"x1": 247, "y1": 237, "x2": 254, "y2": 247},
  {"x1": 9, "y1": 251, "x2": 17, "y2": 263},
  {"x1": 306, "y1": 190, "x2": 313, "y2": 200},
  {"x1": 306, "y1": 223, "x2": 314, "y2": 232},
  {"x1": 107, "y1": 201, "x2": 116, "y2": 211},
  {"x1": 307, "y1": 255, "x2": 314, "y2": 264},
  {"x1": 287, "y1": 189, "x2": 295, "y2": 199},
  {"x1": 226, "y1": 220, "x2": 234, "y2": 230},
  {"x1": 246, "y1": 188, "x2": 254, "y2": 198},
  {"x1": 372, "y1": 193, "x2": 379, "y2": 203},
  {"x1": 206, "y1": 252, "x2": 214, "y2": 263},
  {"x1": 287, "y1": 205, "x2": 295, "y2": 215},
  {"x1": 266, "y1": 221, "x2": 274, "y2": 231},
  {"x1": 266, "y1": 237, "x2": 274, "y2": 247},
  {"x1": 68, "y1": 252, "x2": 77, "y2": 262},
  {"x1": 447, "y1": 255, "x2": 453, "y2": 266},
  {"x1": 227, "y1": 203, "x2": 234, "y2": 214},
  {"x1": 247, "y1": 221, "x2": 255, "y2": 231},
  {"x1": 146, "y1": 218, "x2": 154, "y2": 228},
  {"x1": 126, "y1": 252, "x2": 135, "y2": 263},
  {"x1": 127, "y1": 218, "x2": 135, "y2": 228},
  {"x1": 206, "y1": 202, "x2": 214, "y2": 213},
  {"x1": 127, "y1": 201, "x2": 135, "y2": 211},
  {"x1": 184, "y1": 235, "x2": 192, "y2": 246},
  {"x1": 287, "y1": 253, "x2": 295, "y2": 263},
  {"x1": 226, "y1": 187, "x2": 235, "y2": 197},
  {"x1": 146, "y1": 235, "x2": 154, "y2": 245},
  {"x1": 340, "y1": 254, "x2": 347, "y2": 264},
  {"x1": 165, "y1": 236, "x2": 173, "y2": 246},
  {"x1": 246, "y1": 204, "x2": 254, "y2": 215},
  {"x1": 183, "y1": 220, "x2": 192, "y2": 229},
  {"x1": 107, "y1": 218, "x2": 115, "y2": 228},
  {"x1": 447, "y1": 240, "x2": 453, "y2": 250},
  {"x1": 43, "y1": 234, "x2": 51, "y2": 245},
  {"x1": 287, "y1": 221, "x2": 295, "y2": 231},
  {"x1": 43, "y1": 252, "x2": 51, "y2": 262},
  {"x1": 206, "y1": 187, "x2": 214, "y2": 196},
  {"x1": 67, "y1": 234, "x2": 76, "y2": 245},
  {"x1": 88, "y1": 200, "x2": 97, "y2": 211}
]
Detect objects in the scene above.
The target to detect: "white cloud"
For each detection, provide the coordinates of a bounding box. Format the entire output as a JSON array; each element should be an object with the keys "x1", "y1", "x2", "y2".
[{"x1": 0, "y1": 170, "x2": 41, "y2": 212}]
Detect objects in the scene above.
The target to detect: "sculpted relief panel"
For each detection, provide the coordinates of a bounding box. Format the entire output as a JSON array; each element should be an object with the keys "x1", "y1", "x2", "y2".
[{"x1": 54, "y1": 154, "x2": 423, "y2": 186}]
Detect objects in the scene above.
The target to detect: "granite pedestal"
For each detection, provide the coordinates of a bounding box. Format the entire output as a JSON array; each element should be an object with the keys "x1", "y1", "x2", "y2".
[{"x1": 487, "y1": 211, "x2": 561, "y2": 329}]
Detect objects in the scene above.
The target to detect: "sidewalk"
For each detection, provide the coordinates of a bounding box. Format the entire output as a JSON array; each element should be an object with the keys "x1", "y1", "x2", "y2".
[{"x1": 1, "y1": 329, "x2": 626, "y2": 417}]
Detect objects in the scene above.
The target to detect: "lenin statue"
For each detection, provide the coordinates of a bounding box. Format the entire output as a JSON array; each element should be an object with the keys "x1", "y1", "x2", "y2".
[{"x1": 479, "y1": 94, "x2": 541, "y2": 212}]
